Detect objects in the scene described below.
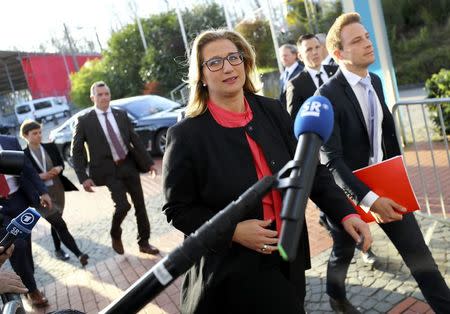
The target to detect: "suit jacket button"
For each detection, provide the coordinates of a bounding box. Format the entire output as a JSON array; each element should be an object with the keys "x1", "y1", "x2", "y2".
[{"x1": 271, "y1": 160, "x2": 276, "y2": 165}]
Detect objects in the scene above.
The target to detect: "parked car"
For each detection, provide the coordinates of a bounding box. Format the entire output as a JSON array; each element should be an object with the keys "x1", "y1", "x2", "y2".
[
  {"x1": 48, "y1": 95, "x2": 183, "y2": 167},
  {"x1": 15, "y1": 96, "x2": 71, "y2": 124}
]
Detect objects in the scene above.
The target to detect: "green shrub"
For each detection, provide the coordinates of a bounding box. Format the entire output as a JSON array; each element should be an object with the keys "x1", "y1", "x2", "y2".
[{"x1": 425, "y1": 69, "x2": 450, "y2": 134}]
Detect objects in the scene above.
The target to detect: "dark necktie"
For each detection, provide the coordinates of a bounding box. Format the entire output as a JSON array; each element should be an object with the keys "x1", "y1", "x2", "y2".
[
  {"x1": 0, "y1": 174, "x2": 10, "y2": 198},
  {"x1": 316, "y1": 72, "x2": 324, "y2": 87},
  {"x1": 103, "y1": 112, "x2": 127, "y2": 160},
  {"x1": 359, "y1": 77, "x2": 379, "y2": 159}
]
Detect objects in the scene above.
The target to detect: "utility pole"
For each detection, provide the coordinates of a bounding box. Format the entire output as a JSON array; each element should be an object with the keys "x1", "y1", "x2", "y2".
[
  {"x1": 63, "y1": 23, "x2": 80, "y2": 71},
  {"x1": 173, "y1": 0, "x2": 190, "y2": 59},
  {"x1": 221, "y1": 0, "x2": 233, "y2": 30},
  {"x1": 129, "y1": 0, "x2": 148, "y2": 52},
  {"x1": 264, "y1": 0, "x2": 283, "y2": 74}
]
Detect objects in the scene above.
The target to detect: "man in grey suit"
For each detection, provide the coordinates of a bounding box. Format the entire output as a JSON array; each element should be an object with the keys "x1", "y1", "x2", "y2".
[{"x1": 71, "y1": 81, "x2": 159, "y2": 255}]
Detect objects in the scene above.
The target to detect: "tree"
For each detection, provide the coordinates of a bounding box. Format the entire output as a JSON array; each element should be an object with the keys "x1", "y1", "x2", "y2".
[
  {"x1": 235, "y1": 18, "x2": 277, "y2": 69},
  {"x1": 103, "y1": 23, "x2": 147, "y2": 98},
  {"x1": 70, "y1": 3, "x2": 226, "y2": 104},
  {"x1": 70, "y1": 59, "x2": 109, "y2": 108}
]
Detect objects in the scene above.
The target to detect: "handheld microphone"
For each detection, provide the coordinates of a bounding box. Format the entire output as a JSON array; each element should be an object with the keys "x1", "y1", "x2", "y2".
[
  {"x1": 278, "y1": 95, "x2": 334, "y2": 261},
  {"x1": 0, "y1": 207, "x2": 41, "y2": 250}
]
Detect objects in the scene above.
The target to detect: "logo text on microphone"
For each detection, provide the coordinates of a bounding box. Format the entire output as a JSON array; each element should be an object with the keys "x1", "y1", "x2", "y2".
[{"x1": 20, "y1": 213, "x2": 35, "y2": 225}]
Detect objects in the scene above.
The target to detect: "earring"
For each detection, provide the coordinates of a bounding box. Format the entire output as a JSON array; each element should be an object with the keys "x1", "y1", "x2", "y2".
[{"x1": 202, "y1": 82, "x2": 206, "y2": 87}]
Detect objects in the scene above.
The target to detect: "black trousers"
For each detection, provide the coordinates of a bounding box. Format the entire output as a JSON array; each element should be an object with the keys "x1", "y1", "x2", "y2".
[
  {"x1": 0, "y1": 190, "x2": 37, "y2": 292},
  {"x1": 46, "y1": 212, "x2": 82, "y2": 257},
  {"x1": 324, "y1": 212, "x2": 450, "y2": 314},
  {"x1": 106, "y1": 158, "x2": 150, "y2": 246}
]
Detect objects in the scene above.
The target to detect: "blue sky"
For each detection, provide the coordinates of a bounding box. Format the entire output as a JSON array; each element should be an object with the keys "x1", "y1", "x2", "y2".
[{"x1": 0, "y1": 0, "x2": 168, "y2": 51}]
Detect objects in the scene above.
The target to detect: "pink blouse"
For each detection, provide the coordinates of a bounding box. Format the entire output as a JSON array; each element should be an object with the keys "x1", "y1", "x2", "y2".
[{"x1": 207, "y1": 98, "x2": 283, "y2": 232}]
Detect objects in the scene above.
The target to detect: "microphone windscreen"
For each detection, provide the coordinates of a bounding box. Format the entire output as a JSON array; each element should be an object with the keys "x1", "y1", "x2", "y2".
[
  {"x1": 294, "y1": 95, "x2": 334, "y2": 142},
  {"x1": 6, "y1": 207, "x2": 41, "y2": 238}
]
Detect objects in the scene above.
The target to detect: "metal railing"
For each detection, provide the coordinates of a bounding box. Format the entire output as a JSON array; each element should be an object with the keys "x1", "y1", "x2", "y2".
[
  {"x1": 392, "y1": 98, "x2": 450, "y2": 227},
  {"x1": 169, "y1": 82, "x2": 189, "y2": 105}
]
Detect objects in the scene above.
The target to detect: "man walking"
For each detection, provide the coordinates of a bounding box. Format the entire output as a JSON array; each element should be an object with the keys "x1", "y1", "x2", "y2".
[
  {"x1": 317, "y1": 12, "x2": 450, "y2": 314},
  {"x1": 286, "y1": 34, "x2": 338, "y2": 119},
  {"x1": 72, "y1": 81, "x2": 159, "y2": 255}
]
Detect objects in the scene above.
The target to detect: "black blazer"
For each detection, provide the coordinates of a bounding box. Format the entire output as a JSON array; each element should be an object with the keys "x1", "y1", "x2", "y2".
[
  {"x1": 24, "y1": 142, "x2": 78, "y2": 192},
  {"x1": 279, "y1": 61, "x2": 304, "y2": 107},
  {"x1": 286, "y1": 65, "x2": 338, "y2": 118},
  {"x1": 163, "y1": 92, "x2": 356, "y2": 311},
  {"x1": 71, "y1": 108, "x2": 154, "y2": 185},
  {"x1": 316, "y1": 69, "x2": 400, "y2": 204}
]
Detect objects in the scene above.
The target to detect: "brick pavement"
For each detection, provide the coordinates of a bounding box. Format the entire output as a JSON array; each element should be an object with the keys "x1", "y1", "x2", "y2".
[{"x1": 3, "y1": 155, "x2": 449, "y2": 313}]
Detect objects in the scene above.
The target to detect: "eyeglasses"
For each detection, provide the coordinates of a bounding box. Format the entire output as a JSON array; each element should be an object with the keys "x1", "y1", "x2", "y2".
[{"x1": 202, "y1": 52, "x2": 244, "y2": 72}]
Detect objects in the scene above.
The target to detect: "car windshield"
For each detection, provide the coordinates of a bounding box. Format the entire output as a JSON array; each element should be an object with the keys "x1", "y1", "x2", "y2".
[{"x1": 116, "y1": 96, "x2": 179, "y2": 119}]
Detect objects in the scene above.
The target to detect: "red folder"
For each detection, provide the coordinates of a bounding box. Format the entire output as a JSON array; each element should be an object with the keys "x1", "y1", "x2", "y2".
[{"x1": 349, "y1": 156, "x2": 420, "y2": 223}]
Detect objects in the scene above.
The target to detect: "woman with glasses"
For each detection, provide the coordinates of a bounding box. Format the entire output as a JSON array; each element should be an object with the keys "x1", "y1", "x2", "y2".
[{"x1": 162, "y1": 29, "x2": 371, "y2": 314}]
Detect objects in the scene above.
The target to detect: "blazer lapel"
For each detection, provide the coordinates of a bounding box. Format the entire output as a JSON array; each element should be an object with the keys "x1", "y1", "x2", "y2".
[
  {"x1": 337, "y1": 70, "x2": 369, "y2": 133},
  {"x1": 89, "y1": 109, "x2": 110, "y2": 146},
  {"x1": 324, "y1": 65, "x2": 338, "y2": 78}
]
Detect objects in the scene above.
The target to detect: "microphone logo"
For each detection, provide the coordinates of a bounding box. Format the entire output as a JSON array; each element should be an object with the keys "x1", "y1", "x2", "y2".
[
  {"x1": 301, "y1": 100, "x2": 330, "y2": 118},
  {"x1": 20, "y1": 213, "x2": 35, "y2": 225}
]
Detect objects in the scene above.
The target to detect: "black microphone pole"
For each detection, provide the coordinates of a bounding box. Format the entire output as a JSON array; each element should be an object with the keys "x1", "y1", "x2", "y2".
[
  {"x1": 100, "y1": 175, "x2": 275, "y2": 314},
  {"x1": 278, "y1": 133, "x2": 321, "y2": 261}
]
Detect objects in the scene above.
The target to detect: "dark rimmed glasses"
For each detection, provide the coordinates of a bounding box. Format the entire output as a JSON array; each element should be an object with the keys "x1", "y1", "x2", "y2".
[{"x1": 202, "y1": 52, "x2": 244, "y2": 72}]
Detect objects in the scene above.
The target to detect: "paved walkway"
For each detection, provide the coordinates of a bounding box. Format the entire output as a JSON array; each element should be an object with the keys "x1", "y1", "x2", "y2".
[{"x1": 2, "y1": 155, "x2": 449, "y2": 313}]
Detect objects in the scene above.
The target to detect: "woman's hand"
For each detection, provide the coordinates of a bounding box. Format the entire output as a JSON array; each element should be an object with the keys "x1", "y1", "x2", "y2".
[
  {"x1": 232, "y1": 219, "x2": 278, "y2": 254},
  {"x1": 48, "y1": 166, "x2": 62, "y2": 176},
  {"x1": 0, "y1": 245, "x2": 14, "y2": 267},
  {"x1": 39, "y1": 172, "x2": 54, "y2": 180}
]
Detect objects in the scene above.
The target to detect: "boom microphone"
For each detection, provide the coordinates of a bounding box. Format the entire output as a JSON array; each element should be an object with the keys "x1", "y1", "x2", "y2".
[
  {"x1": 0, "y1": 207, "x2": 41, "y2": 250},
  {"x1": 278, "y1": 95, "x2": 334, "y2": 261},
  {"x1": 0, "y1": 151, "x2": 25, "y2": 176}
]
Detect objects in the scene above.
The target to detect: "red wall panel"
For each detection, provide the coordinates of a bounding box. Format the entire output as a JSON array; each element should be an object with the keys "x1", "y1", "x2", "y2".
[{"x1": 21, "y1": 54, "x2": 100, "y2": 100}]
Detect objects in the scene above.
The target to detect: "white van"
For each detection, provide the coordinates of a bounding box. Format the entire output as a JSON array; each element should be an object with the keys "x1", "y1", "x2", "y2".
[{"x1": 15, "y1": 96, "x2": 71, "y2": 124}]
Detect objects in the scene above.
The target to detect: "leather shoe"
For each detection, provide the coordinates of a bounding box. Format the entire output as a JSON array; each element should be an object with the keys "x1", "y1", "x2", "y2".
[
  {"x1": 329, "y1": 297, "x2": 361, "y2": 314},
  {"x1": 112, "y1": 237, "x2": 124, "y2": 254},
  {"x1": 55, "y1": 248, "x2": 70, "y2": 261},
  {"x1": 139, "y1": 243, "x2": 159, "y2": 255},
  {"x1": 27, "y1": 289, "x2": 48, "y2": 307},
  {"x1": 79, "y1": 253, "x2": 89, "y2": 266}
]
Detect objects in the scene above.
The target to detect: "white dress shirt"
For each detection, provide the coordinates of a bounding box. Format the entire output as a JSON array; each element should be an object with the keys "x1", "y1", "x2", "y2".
[
  {"x1": 94, "y1": 106, "x2": 129, "y2": 161},
  {"x1": 281, "y1": 62, "x2": 300, "y2": 91},
  {"x1": 340, "y1": 67, "x2": 384, "y2": 212},
  {"x1": 305, "y1": 65, "x2": 331, "y2": 89}
]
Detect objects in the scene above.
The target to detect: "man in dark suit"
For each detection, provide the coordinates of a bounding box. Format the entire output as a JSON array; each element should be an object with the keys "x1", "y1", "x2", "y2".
[
  {"x1": 0, "y1": 135, "x2": 52, "y2": 306},
  {"x1": 286, "y1": 34, "x2": 338, "y2": 119},
  {"x1": 317, "y1": 12, "x2": 450, "y2": 314},
  {"x1": 71, "y1": 81, "x2": 159, "y2": 255},
  {"x1": 286, "y1": 33, "x2": 377, "y2": 269},
  {"x1": 279, "y1": 44, "x2": 304, "y2": 107}
]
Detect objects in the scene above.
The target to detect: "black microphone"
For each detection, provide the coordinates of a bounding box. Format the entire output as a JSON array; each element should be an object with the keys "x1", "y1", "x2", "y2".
[
  {"x1": 0, "y1": 207, "x2": 41, "y2": 250},
  {"x1": 0, "y1": 151, "x2": 25, "y2": 176},
  {"x1": 278, "y1": 95, "x2": 334, "y2": 261}
]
